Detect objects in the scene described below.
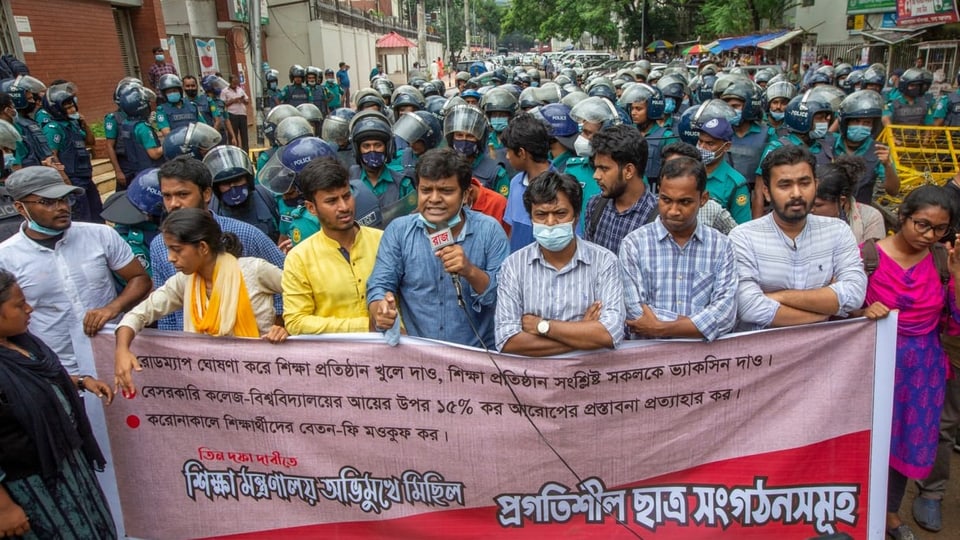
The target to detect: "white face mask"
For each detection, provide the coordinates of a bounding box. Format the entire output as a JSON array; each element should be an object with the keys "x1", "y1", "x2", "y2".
[{"x1": 574, "y1": 134, "x2": 593, "y2": 157}]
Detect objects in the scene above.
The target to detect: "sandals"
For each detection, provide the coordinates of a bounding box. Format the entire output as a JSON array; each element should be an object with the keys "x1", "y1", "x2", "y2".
[{"x1": 886, "y1": 523, "x2": 916, "y2": 540}]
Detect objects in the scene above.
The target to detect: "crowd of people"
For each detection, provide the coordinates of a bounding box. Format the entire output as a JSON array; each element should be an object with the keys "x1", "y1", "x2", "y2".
[{"x1": 0, "y1": 54, "x2": 959, "y2": 538}]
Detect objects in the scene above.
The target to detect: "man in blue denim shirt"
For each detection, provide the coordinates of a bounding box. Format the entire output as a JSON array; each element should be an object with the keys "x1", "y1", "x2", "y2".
[{"x1": 367, "y1": 148, "x2": 509, "y2": 348}]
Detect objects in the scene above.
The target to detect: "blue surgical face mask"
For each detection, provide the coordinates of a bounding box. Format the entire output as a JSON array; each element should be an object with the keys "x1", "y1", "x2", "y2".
[
  {"x1": 730, "y1": 111, "x2": 742, "y2": 126},
  {"x1": 269, "y1": 82, "x2": 278, "y2": 90},
  {"x1": 166, "y1": 92, "x2": 182, "y2": 104},
  {"x1": 23, "y1": 206, "x2": 65, "y2": 236},
  {"x1": 810, "y1": 121, "x2": 829, "y2": 139},
  {"x1": 452, "y1": 139, "x2": 478, "y2": 157},
  {"x1": 3, "y1": 152, "x2": 15, "y2": 170},
  {"x1": 155, "y1": 54, "x2": 165, "y2": 62},
  {"x1": 489, "y1": 117, "x2": 509, "y2": 133},
  {"x1": 361, "y1": 150, "x2": 386, "y2": 169},
  {"x1": 418, "y1": 202, "x2": 463, "y2": 230},
  {"x1": 769, "y1": 111, "x2": 785, "y2": 122},
  {"x1": 663, "y1": 98, "x2": 677, "y2": 115},
  {"x1": 846, "y1": 125, "x2": 872, "y2": 143},
  {"x1": 533, "y1": 221, "x2": 575, "y2": 252},
  {"x1": 68, "y1": 112, "x2": 80, "y2": 121},
  {"x1": 221, "y1": 185, "x2": 250, "y2": 206}
]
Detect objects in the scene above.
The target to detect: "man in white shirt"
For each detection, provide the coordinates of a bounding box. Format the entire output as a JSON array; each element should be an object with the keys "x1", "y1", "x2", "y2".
[{"x1": 730, "y1": 145, "x2": 866, "y2": 330}]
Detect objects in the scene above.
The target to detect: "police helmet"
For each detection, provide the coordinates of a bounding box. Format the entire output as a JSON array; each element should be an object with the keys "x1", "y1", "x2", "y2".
[
  {"x1": 321, "y1": 108, "x2": 356, "y2": 147},
  {"x1": 349, "y1": 110, "x2": 394, "y2": 165},
  {"x1": 656, "y1": 74, "x2": 687, "y2": 101},
  {"x1": 393, "y1": 110, "x2": 443, "y2": 149},
  {"x1": 838, "y1": 90, "x2": 884, "y2": 140},
  {"x1": 519, "y1": 87, "x2": 540, "y2": 110},
  {"x1": 42, "y1": 82, "x2": 78, "y2": 121},
  {"x1": 203, "y1": 145, "x2": 254, "y2": 184},
  {"x1": 783, "y1": 91, "x2": 832, "y2": 134},
  {"x1": 296, "y1": 103, "x2": 324, "y2": 124},
  {"x1": 561, "y1": 90, "x2": 589, "y2": 109},
  {"x1": 355, "y1": 89, "x2": 386, "y2": 112},
  {"x1": 263, "y1": 104, "x2": 303, "y2": 146},
  {"x1": 861, "y1": 67, "x2": 885, "y2": 90},
  {"x1": 569, "y1": 96, "x2": 623, "y2": 129},
  {"x1": 617, "y1": 83, "x2": 665, "y2": 121},
  {"x1": 0, "y1": 119, "x2": 21, "y2": 151},
  {"x1": 392, "y1": 85, "x2": 425, "y2": 106},
  {"x1": 127, "y1": 168, "x2": 165, "y2": 218},
  {"x1": 677, "y1": 99, "x2": 738, "y2": 145},
  {"x1": 157, "y1": 74, "x2": 183, "y2": 92},
  {"x1": 7, "y1": 75, "x2": 45, "y2": 110},
  {"x1": 424, "y1": 95, "x2": 447, "y2": 120},
  {"x1": 306, "y1": 66, "x2": 322, "y2": 81},
  {"x1": 258, "y1": 137, "x2": 337, "y2": 195},
  {"x1": 807, "y1": 85, "x2": 845, "y2": 113},
  {"x1": 699, "y1": 63, "x2": 718, "y2": 77},
  {"x1": 754, "y1": 68, "x2": 778, "y2": 87},
  {"x1": 289, "y1": 64, "x2": 307, "y2": 82},
  {"x1": 201, "y1": 75, "x2": 229, "y2": 95},
  {"x1": 275, "y1": 116, "x2": 316, "y2": 145},
  {"x1": 455, "y1": 71, "x2": 471, "y2": 83},
  {"x1": 480, "y1": 87, "x2": 518, "y2": 117},
  {"x1": 527, "y1": 68, "x2": 541, "y2": 85},
  {"x1": 898, "y1": 68, "x2": 933, "y2": 97},
  {"x1": 460, "y1": 88, "x2": 482, "y2": 105},
  {"x1": 841, "y1": 70, "x2": 864, "y2": 95},
  {"x1": 809, "y1": 65, "x2": 834, "y2": 86},
  {"x1": 117, "y1": 85, "x2": 152, "y2": 120},
  {"x1": 719, "y1": 78, "x2": 763, "y2": 123},
  {"x1": 834, "y1": 63, "x2": 853, "y2": 81},
  {"x1": 763, "y1": 81, "x2": 797, "y2": 111},
  {"x1": 373, "y1": 77, "x2": 395, "y2": 102},
  {"x1": 697, "y1": 75, "x2": 718, "y2": 102},
  {"x1": 114, "y1": 77, "x2": 143, "y2": 103},
  {"x1": 553, "y1": 74, "x2": 573, "y2": 87},
  {"x1": 265, "y1": 69, "x2": 280, "y2": 84},
  {"x1": 443, "y1": 104, "x2": 489, "y2": 146},
  {"x1": 162, "y1": 122, "x2": 222, "y2": 160}
]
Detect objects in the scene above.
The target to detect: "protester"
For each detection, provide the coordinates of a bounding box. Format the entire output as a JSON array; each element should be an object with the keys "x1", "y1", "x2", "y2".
[
  {"x1": 495, "y1": 171, "x2": 624, "y2": 356},
  {"x1": 115, "y1": 208, "x2": 286, "y2": 393},
  {"x1": 811, "y1": 156, "x2": 885, "y2": 244},
  {"x1": 661, "y1": 141, "x2": 738, "y2": 234},
  {"x1": 731, "y1": 145, "x2": 866, "y2": 330},
  {"x1": 858, "y1": 185, "x2": 959, "y2": 540},
  {"x1": 583, "y1": 124, "x2": 655, "y2": 255},
  {"x1": 282, "y1": 157, "x2": 383, "y2": 334},
  {"x1": 367, "y1": 148, "x2": 509, "y2": 348},
  {"x1": 619, "y1": 157, "x2": 737, "y2": 341},
  {"x1": 0, "y1": 269, "x2": 117, "y2": 540},
  {"x1": 501, "y1": 112, "x2": 553, "y2": 251}
]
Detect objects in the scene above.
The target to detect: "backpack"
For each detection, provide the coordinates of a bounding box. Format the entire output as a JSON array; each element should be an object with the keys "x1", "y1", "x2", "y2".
[{"x1": 861, "y1": 238, "x2": 950, "y2": 286}]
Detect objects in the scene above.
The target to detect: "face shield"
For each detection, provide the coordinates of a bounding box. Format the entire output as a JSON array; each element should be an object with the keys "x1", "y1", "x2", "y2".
[
  {"x1": 569, "y1": 96, "x2": 619, "y2": 126},
  {"x1": 443, "y1": 105, "x2": 487, "y2": 140},
  {"x1": 321, "y1": 116, "x2": 350, "y2": 147},
  {"x1": 275, "y1": 116, "x2": 316, "y2": 145},
  {"x1": 392, "y1": 111, "x2": 432, "y2": 145},
  {"x1": 203, "y1": 145, "x2": 253, "y2": 184},
  {"x1": 257, "y1": 151, "x2": 297, "y2": 195}
]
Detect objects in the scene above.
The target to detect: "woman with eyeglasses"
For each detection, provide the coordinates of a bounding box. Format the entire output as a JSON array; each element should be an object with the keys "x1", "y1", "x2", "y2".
[{"x1": 859, "y1": 185, "x2": 960, "y2": 540}]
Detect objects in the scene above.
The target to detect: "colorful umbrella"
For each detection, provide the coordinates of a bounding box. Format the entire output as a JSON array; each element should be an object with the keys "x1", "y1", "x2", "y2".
[
  {"x1": 646, "y1": 40, "x2": 673, "y2": 51},
  {"x1": 683, "y1": 44, "x2": 705, "y2": 55}
]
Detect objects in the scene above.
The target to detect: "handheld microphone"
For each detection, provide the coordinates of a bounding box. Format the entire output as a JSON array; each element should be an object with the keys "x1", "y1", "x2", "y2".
[{"x1": 426, "y1": 222, "x2": 465, "y2": 307}]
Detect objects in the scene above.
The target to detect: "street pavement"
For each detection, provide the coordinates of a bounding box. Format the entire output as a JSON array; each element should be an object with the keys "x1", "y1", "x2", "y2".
[{"x1": 901, "y1": 449, "x2": 960, "y2": 539}]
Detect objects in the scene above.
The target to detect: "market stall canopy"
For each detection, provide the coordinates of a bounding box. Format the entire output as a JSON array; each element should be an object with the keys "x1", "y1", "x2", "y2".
[
  {"x1": 859, "y1": 29, "x2": 929, "y2": 45},
  {"x1": 646, "y1": 40, "x2": 674, "y2": 51},
  {"x1": 708, "y1": 30, "x2": 790, "y2": 53},
  {"x1": 683, "y1": 44, "x2": 706, "y2": 55},
  {"x1": 758, "y1": 29, "x2": 805, "y2": 50}
]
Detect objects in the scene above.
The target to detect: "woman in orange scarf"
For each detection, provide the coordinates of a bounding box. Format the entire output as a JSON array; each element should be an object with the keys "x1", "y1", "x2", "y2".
[{"x1": 113, "y1": 209, "x2": 286, "y2": 394}]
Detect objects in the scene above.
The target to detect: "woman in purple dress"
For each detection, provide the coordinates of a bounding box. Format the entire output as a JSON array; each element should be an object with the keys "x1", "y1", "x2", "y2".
[{"x1": 861, "y1": 185, "x2": 960, "y2": 540}]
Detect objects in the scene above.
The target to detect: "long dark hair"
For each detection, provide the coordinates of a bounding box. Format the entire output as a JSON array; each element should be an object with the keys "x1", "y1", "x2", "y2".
[
  {"x1": 0, "y1": 268, "x2": 16, "y2": 304},
  {"x1": 898, "y1": 185, "x2": 959, "y2": 237},
  {"x1": 160, "y1": 208, "x2": 242, "y2": 257}
]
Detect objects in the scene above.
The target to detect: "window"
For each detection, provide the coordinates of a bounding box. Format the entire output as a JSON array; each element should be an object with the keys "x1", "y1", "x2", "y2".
[
  {"x1": 113, "y1": 8, "x2": 141, "y2": 79},
  {"x1": 0, "y1": 2, "x2": 22, "y2": 56}
]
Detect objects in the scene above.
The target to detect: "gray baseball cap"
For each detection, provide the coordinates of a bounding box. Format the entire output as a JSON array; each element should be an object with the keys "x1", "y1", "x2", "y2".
[{"x1": 3, "y1": 166, "x2": 83, "y2": 201}]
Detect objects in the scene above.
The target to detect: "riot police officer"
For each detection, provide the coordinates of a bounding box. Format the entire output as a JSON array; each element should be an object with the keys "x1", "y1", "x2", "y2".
[
  {"x1": 321, "y1": 108, "x2": 356, "y2": 170},
  {"x1": 305, "y1": 66, "x2": 330, "y2": 116},
  {"x1": 389, "y1": 110, "x2": 443, "y2": 187},
  {"x1": 883, "y1": 67, "x2": 943, "y2": 127},
  {"x1": 204, "y1": 145, "x2": 281, "y2": 243},
  {"x1": 4, "y1": 76, "x2": 62, "y2": 175},
  {"x1": 764, "y1": 81, "x2": 796, "y2": 136},
  {"x1": 537, "y1": 103, "x2": 579, "y2": 172},
  {"x1": 157, "y1": 74, "x2": 206, "y2": 135},
  {"x1": 42, "y1": 82, "x2": 100, "y2": 222},
  {"x1": 349, "y1": 110, "x2": 413, "y2": 212},
  {"x1": 836, "y1": 90, "x2": 899, "y2": 204},
  {"x1": 161, "y1": 122, "x2": 222, "y2": 161},
  {"x1": 258, "y1": 104, "x2": 303, "y2": 175},
  {"x1": 115, "y1": 85, "x2": 164, "y2": 184},
  {"x1": 104, "y1": 77, "x2": 143, "y2": 188},
  {"x1": 444, "y1": 104, "x2": 509, "y2": 195},
  {"x1": 480, "y1": 87, "x2": 519, "y2": 178},
  {"x1": 201, "y1": 75, "x2": 232, "y2": 145},
  {"x1": 781, "y1": 90, "x2": 836, "y2": 167},
  {"x1": 0, "y1": 119, "x2": 23, "y2": 241},
  {"x1": 99, "y1": 168, "x2": 165, "y2": 277},
  {"x1": 943, "y1": 69, "x2": 960, "y2": 127},
  {"x1": 618, "y1": 83, "x2": 676, "y2": 190},
  {"x1": 264, "y1": 68, "x2": 281, "y2": 108},
  {"x1": 568, "y1": 96, "x2": 624, "y2": 226},
  {"x1": 280, "y1": 65, "x2": 312, "y2": 107}
]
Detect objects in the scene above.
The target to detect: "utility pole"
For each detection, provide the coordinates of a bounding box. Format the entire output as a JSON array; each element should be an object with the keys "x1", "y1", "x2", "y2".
[
  {"x1": 444, "y1": 0, "x2": 451, "y2": 64},
  {"x1": 640, "y1": 0, "x2": 646, "y2": 59},
  {"x1": 464, "y1": 0, "x2": 470, "y2": 59},
  {"x1": 417, "y1": 0, "x2": 427, "y2": 71},
  {"x1": 251, "y1": 0, "x2": 265, "y2": 145}
]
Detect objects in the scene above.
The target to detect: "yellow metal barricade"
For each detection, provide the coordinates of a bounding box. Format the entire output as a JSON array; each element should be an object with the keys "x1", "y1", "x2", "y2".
[
  {"x1": 248, "y1": 146, "x2": 270, "y2": 172},
  {"x1": 876, "y1": 124, "x2": 960, "y2": 207}
]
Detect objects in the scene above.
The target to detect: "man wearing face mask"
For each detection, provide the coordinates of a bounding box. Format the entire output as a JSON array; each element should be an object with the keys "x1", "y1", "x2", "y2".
[
  {"x1": 2, "y1": 77, "x2": 65, "y2": 179},
  {"x1": 148, "y1": 46, "x2": 178, "y2": 98},
  {"x1": 835, "y1": 90, "x2": 899, "y2": 204},
  {"x1": 764, "y1": 81, "x2": 795, "y2": 137},
  {"x1": 349, "y1": 111, "x2": 413, "y2": 213},
  {"x1": 390, "y1": 110, "x2": 443, "y2": 188},
  {"x1": 305, "y1": 67, "x2": 330, "y2": 117},
  {"x1": 182, "y1": 76, "x2": 211, "y2": 127},
  {"x1": 280, "y1": 65, "x2": 313, "y2": 107},
  {"x1": 780, "y1": 92, "x2": 836, "y2": 169},
  {"x1": 883, "y1": 68, "x2": 944, "y2": 127},
  {"x1": 443, "y1": 105, "x2": 510, "y2": 195},
  {"x1": 264, "y1": 69, "x2": 281, "y2": 109},
  {"x1": 322, "y1": 69, "x2": 344, "y2": 111},
  {"x1": 481, "y1": 88, "x2": 519, "y2": 182},
  {"x1": 41, "y1": 83, "x2": 100, "y2": 223},
  {"x1": 696, "y1": 116, "x2": 751, "y2": 224},
  {"x1": 367, "y1": 148, "x2": 509, "y2": 348},
  {"x1": 204, "y1": 145, "x2": 281, "y2": 243},
  {"x1": 156, "y1": 74, "x2": 206, "y2": 136},
  {"x1": 495, "y1": 171, "x2": 624, "y2": 356}
]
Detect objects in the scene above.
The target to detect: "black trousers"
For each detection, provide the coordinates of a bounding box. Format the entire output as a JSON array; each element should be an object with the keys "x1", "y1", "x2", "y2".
[{"x1": 228, "y1": 113, "x2": 249, "y2": 151}]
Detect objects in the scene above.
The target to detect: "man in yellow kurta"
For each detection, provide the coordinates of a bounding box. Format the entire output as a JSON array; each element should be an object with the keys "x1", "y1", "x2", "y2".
[{"x1": 282, "y1": 157, "x2": 383, "y2": 334}]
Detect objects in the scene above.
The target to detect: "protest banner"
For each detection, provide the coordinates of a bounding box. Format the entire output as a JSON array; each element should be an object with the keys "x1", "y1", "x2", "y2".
[{"x1": 92, "y1": 316, "x2": 895, "y2": 539}]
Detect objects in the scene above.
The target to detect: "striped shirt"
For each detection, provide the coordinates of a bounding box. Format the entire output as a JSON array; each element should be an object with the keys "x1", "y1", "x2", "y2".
[
  {"x1": 495, "y1": 238, "x2": 625, "y2": 351},
  {"x1": 619, "y1": 219, "x2": 738, "y2": 341},
  {"x1": 584, "y1": 191, "x2": 657, "y2": 255},
  {"x1": 729, "y1": 213, "x2": 867, "y2": 331},
  {"x1": 151, "y1": 214, "x2": 286, "y2": 331}
]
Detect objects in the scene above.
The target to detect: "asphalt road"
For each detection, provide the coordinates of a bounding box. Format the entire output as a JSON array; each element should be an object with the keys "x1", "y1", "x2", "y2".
[{"x1": 900, "y1": 448, "x2": 960, "y2": 539}]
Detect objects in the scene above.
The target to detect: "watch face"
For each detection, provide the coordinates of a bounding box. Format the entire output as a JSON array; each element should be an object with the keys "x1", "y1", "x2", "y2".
[{"x1": 537, "y1": 320, "x2": 549, "y2": 334}]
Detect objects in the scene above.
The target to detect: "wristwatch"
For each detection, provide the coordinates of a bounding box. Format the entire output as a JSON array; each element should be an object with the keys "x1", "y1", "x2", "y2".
[
  {"x1": 537, "y1": 319, "x2": 551, "y2": 336},
  {"x1": 76, "y1": 375, "x2": 90, "y2": 392}
]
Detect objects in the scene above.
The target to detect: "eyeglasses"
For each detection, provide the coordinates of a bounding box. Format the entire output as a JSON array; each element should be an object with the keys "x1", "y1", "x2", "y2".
[
  {"x1": 20, "y1": 196, "x2": 72, "y2": 209},
  {"x1": 908, "y1": 217, "x2": 949, "y2": 236}
]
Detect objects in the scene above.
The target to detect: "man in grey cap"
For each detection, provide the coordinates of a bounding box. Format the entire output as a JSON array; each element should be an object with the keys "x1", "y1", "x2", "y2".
[{"x1": 0, "y1": 166, "x2": 151, "y2": 536}]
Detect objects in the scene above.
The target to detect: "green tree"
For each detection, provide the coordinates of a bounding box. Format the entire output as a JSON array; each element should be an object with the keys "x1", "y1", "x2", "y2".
[{"x1": 697, "y1": 0, "x2": 796, "y2": 37}]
